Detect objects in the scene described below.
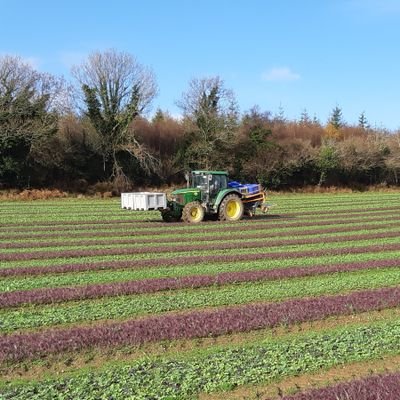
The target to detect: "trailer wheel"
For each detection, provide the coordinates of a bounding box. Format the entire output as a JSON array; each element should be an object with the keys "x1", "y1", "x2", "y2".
[
  {"x1": 219, "y1": 194, "x2": 244, "y2": 221},
  {"x1": 182, "y1": 201, "x2": 205, "y2": 223}
]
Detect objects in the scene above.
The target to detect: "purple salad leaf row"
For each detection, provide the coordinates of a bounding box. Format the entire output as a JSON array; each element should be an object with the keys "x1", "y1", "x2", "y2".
[
  {"x1": 1, "y1": 258, "x2": 400, "y2": 307},
  {"x1": 2, "y1": 285, "x2": 400, "y2": 362}
]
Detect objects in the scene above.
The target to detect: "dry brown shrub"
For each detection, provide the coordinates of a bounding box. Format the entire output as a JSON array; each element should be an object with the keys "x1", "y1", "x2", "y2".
[
  {"x1": 272, "y1": 121, "x2": 324, "y2": 147},
  {"x1": 102, "y1": 191, "x2": 113, "y2": 198},
  {"x1": 16, "y1": 189, "x2": 68, "y2": 201},
  {"x1": 91, "y1": 182, "x2": 114, "y2": 194}
]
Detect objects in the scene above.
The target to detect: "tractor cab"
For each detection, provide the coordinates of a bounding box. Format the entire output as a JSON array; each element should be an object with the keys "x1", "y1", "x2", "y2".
[{"x1": 190, "y1": 170, "x2": 228, "y2": 201}]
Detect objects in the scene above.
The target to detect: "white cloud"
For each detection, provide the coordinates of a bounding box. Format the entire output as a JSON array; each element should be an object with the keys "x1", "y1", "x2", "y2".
[{"x1": 261, "y1": 67, "x2": 300, "y2": 82}]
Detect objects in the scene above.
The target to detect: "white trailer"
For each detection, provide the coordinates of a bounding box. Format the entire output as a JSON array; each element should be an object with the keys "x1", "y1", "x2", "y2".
[{"x1": 121, "y1": 192, "x2": 167, "y2": 211}]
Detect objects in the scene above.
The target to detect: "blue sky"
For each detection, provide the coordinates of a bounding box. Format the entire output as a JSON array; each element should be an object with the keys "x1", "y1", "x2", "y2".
[{"x1": 1, "y1": 0, "x2": 400, "y2": 129}]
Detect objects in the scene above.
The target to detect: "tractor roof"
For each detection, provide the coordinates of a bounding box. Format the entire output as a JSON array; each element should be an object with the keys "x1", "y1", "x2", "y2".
[{"x1": 191, "y1": 170, "x2": 228, "y2": 175}]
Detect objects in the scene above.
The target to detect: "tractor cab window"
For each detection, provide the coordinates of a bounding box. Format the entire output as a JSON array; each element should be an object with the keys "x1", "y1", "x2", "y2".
[
  {"x1": 209, "y1": 174, "x2": 227, "y2": 196},
  {"x1": 191, "y1": 174, "x2": 208, "y2": 190}
]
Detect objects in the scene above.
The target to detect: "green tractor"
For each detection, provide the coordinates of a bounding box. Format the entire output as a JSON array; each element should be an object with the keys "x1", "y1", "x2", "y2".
[{"x1": 161, "y1": 170, "x2": 268, "y2": 223}]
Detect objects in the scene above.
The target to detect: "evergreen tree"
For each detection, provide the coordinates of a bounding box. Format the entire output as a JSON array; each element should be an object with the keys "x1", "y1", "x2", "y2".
[
  {"x1": 274, "y1": 103, "x2": 286, "y2": 123},
  {"x1": 329, "y1": 105, "x2": 344, "y2": 130},
  {"x1": 312, "y1": 113, "x2": 321, "y2": 126},
  {"x1": 152, "y1": 108, "x2": 165, "y2": 123},
  {"x1": 358, "y1": 111, "x2": 370, "y2": 130},
  {"x1": 299, "y1": 108, "x2": 311, "y2": 125}
]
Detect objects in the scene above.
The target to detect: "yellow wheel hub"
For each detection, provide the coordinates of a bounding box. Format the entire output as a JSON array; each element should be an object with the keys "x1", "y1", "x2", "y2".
[
  {"x1": 226, "y1": 200, "x2": 240, "y2": 219},
  {"x1": 190, "y1": 206, "x2": 202, "y2": 222}
]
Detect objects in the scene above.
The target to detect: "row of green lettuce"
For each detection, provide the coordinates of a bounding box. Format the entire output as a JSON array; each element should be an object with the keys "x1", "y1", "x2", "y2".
[
  {"x1": 1, "y1": 217, "x2": 398, "y2": 246},
  {"x1": 2, "y1": 248, "x2": 400, "y2": 293},
  {"x1": 3, "y1": 316, "x2": 400, "y2": 399},
  {"x1": 2, "y1": 267, "x2": 400, "y2": 333},
  {"x1": 3, "y1": 225, "x2": 400, "y2": 255},
  {"x1": 2, "y1": 234, "x2": 400, "y2": 271}
]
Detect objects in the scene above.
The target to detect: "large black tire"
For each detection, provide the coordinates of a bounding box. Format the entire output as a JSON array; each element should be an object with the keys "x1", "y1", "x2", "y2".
[
  {"x1": 218, "y1": 194, "x2": 244, "y2": 221},
  {"x1": 182, "y1": 201, "x2": 205, "y2": 223}
]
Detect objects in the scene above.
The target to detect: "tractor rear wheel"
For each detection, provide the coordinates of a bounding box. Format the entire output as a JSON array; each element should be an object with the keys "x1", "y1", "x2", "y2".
[
  {"x1": 218, "y1": 194, "x2": 244, "y2": 221},
  {"x1": 182, "y1": 201, "x2": 205, "y2": 223}
]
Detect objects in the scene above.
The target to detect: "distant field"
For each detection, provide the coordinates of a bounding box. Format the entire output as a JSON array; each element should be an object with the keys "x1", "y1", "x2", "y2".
[{"x1": 1, "y1": 192, "x2": 400, "y2": 399}]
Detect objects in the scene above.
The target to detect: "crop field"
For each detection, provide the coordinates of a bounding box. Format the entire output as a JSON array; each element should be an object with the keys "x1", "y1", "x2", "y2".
[{"x1": 1, "y1": 191, "x2": 400, "y2": 399}]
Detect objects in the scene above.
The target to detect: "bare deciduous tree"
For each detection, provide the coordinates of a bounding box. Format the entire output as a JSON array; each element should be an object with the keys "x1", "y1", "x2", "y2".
[
  {"x1": 71, "y1": 49, "x2": 158, "y2": 181},
  {"x1": 0, "y1": 55, "x2": 68, "y2": 186}
]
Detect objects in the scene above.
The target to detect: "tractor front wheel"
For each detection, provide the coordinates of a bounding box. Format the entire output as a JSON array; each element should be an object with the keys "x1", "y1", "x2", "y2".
[
  {"x1": 218, "y1": 194, "x2": 244, "y2": 222},
  {"x1": 182, "y1": 201, "x2": 205, "y2": 223}
]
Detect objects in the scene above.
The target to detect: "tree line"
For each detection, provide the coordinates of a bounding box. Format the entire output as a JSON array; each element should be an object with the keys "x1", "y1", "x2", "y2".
[{"x1": 1, "y1": 49, "x2": 400, "y2": 192}]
